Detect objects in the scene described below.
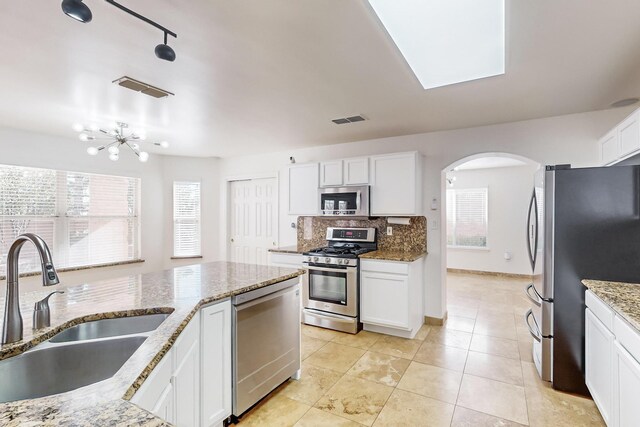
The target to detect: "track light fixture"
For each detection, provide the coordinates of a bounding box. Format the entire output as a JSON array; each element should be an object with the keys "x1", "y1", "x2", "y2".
[
  {"x1": 61, "y1": 0, "x2": 92, "y2": 23},
  {"x1": 61, "y1": 0, "x2": 177, "y2": 62},
  {"x1": 155, "y1": 32, "x2": 176, "y2": 62}
]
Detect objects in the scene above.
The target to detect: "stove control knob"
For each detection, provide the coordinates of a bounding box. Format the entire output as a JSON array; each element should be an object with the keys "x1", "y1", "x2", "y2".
[
  {"x1": 343, "y1": 259, "x2": 350, "y2": 265},
  {"x1": 336, "y1": 259, "x2": 343, "y2": 265},
  {"x1": 313, "y1": 256, "x2": 319, "y2": 263},
  {"x1": 325, "y1": 257, "x2": 331, "y2": 264}
]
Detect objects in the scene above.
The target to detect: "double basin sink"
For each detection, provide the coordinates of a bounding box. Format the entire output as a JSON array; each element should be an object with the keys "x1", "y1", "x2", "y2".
[{"x1": 0, "y1": 313, "x2": 171, "y2": 403}]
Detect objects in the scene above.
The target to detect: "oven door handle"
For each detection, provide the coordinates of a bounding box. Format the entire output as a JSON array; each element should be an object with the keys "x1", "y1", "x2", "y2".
[{"x1": 305, "y1": 264, "x2": 356, "y2": 272}]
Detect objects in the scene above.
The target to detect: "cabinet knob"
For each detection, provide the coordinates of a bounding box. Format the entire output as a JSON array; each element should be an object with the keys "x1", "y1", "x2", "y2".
[{"x1": 230, "y1": 238, "x2": 234, "y2": 243}]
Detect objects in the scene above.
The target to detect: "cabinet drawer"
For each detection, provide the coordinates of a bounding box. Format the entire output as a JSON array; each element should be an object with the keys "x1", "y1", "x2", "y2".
[
  {"x1": 614, "y1": 315, "x2": 640, "y2": 364},
  {"x1": 586, "y1": 291, "x2": 614, "y2": 331},
  {"x1": 361, "y1": 259, "x2": 409, "y2": 275},
  {"x1": 270, "y1": 252, "x2": 303, "y2": 267}
]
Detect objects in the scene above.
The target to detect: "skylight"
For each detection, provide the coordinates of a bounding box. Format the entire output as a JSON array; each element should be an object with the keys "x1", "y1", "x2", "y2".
[{"x1": 367, "y1": 0, "x2": 505, "y2": 90}]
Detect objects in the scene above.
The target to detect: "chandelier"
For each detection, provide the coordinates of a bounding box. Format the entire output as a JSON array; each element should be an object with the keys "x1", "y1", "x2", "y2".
[{"x1": 73, "y1": 122, "x2": 168, "y2": 162}]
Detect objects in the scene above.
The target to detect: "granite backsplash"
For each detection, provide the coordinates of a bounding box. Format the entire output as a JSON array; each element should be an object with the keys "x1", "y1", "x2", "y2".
[{"x1": 296, "y1": 216, "x2": 427, "y2": 253}]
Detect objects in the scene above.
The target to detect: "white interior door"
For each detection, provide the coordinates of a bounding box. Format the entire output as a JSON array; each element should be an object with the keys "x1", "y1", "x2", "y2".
[{"x1": 228, "y1": 178, "x2": 277, "y2": 265}]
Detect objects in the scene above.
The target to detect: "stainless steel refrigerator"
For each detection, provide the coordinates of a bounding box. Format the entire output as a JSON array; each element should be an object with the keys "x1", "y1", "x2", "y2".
[{"x1": 524, "y1": 164, "x2": 640, "y2": 396}]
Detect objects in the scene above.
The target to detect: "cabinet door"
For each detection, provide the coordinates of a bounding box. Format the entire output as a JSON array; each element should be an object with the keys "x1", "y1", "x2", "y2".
[
  {"x1": 288, "y1": 163, "x2": 319, "y2": 215},
  {"x1": 585, "y1": 309, "x2": 614, "y2": 425},
  {"x1": 614, "y1": 341, "x2": 640, "y2": 427},
  {"x1": 173, "y1": 312, "x2": 200, "y2": 427},
  {"x1": 360, "y1": 270, "x2": 409, "y2": 329},
  {"x1": 153, "y1": 382, "x2": 175, "y2": 424},
  {"x1": 201, "y1": 300, "x2": 232, "y2": 427},
  {"x1": 320, "y1": 160, "x2": 343, "y2": 187},
  {"x1": 343, "y1": 158, "x2": 369, "y2": 185},
  {"x1": 130, "y1": 349, "x2": 174, "y2": 423},
  {"x1": 370, "y1": 152, "x2": 419, "y2": 216},
  {"x1": 618, "y1": 111, "x2": 640, "y2": 158},
  {"x1": 600, "y1": 129, "x2": 619, "y2": 165}
]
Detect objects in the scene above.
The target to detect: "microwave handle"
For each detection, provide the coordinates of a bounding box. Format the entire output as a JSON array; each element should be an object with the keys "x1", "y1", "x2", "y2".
[{"x1": 356, "y1": 191, "x2": 361, "y2": 211}]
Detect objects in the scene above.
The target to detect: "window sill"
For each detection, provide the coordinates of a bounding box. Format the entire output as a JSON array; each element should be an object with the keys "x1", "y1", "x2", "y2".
[
  {"x1": 447, "y1": 246, "x2": 490, "y2": 251},
  {"x1": 0, "y1": 259, "x2": 145, "y2": 281},
  {"x1": 171, "y1": 255, "x2": 203, "y2": 260}
]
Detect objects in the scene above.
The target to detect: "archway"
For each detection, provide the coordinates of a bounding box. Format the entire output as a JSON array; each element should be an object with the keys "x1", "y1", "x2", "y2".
[{"x1": 439, "y1": 152, "x2": 540, "y2": 319}]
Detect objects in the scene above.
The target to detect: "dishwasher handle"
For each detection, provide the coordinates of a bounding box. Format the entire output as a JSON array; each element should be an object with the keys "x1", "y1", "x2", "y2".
[{"x1": 235, "y1": 284, "x2": 299, "y2": 311}]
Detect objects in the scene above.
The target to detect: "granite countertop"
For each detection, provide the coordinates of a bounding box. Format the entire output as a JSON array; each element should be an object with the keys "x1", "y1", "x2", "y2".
[
  {"x1": 0, "y1": 261, "x2": 305, "y2": 426},
  {"x1": 582, "y1": 279, "x2": 640, "y2": 332},
  {"x1": 360, "y1": 249, "x2": 427, "y2": 262},
  {"x1": 268, "y1": 245, "x2": 309, "y2": 254}
]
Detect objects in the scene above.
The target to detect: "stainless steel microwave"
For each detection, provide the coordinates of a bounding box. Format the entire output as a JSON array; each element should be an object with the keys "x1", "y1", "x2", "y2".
[{"x1": 318, "y1": 186, "x2": 370, "y2": 217}]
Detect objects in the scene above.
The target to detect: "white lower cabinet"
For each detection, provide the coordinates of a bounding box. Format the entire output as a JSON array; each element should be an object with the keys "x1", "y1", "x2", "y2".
[
  {"x1": 360, "y1": 258, "x2": 423, "y2": 339},
  {"x1": 585, "y1": 308, "x2": 614, "y2": 426},
  {"x1": 131, "y1": 300, "x2": 231, "y2": 427},
  {"x1": 586, "y1": 291, "x2": 640, "y2": 427},
  {"x1": 201, "y1": 301, "x2": 232, "y2": 427}
]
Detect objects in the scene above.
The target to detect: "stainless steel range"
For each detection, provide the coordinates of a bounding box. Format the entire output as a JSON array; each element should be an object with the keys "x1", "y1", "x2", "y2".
[{"x1": 302, "y1": 227, "x2": 377, "y2": 334}]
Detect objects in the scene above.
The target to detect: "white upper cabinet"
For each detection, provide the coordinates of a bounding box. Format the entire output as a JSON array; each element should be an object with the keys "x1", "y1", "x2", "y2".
[
  {"x1": 343, "y1": 157, "x2": 369, "y2": 185},
  {"x1": 319, "y1": 160, "x2": 343, "y2": 187},
  {"x1": 618, "y1": 110, "x2": 640, "y2": 158},
  {"x1": 599, "y1": 108, "x2": 640, "y2": 166},
  {"x1": 288, "y1": 163, "x2": 319, "y2": 215},
  {"x1": 370, "y1": 152, "x2": 422, "y2": 216},
  {"x1": 600, "y1": 129, "x2": 620, "y2": 166}
]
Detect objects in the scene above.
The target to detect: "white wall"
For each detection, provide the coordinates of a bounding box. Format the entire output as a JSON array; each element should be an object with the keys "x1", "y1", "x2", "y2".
[
  {"x1": 218, "y1": 107, "x2": 635, "y2": 319},
  {"x1": 0, "y1": 128, "x2": 221, "y2": 293},
  {"x1": 446, "y1": 164, "x2": 538, "y2": 275}
]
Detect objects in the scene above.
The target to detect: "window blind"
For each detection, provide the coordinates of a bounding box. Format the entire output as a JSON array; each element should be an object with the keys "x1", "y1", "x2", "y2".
[
  {"x1": 0, "y1": 164, "x2": 140, "y2": 275},
  {"x1": 173, "y1": 181, "x2": 201, "y2": 257},
  {"x1": 446, "y1": 188, "x2": 488, "y2": 248}
]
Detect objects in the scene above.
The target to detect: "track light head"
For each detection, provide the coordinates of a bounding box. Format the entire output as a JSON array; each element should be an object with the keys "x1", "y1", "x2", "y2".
[
  {"x1": 155, "y1": 42, "x2": 176, "y2": 62},
  {"x1": 61, "y1": 0, "x2": 92, "y2": 23}
]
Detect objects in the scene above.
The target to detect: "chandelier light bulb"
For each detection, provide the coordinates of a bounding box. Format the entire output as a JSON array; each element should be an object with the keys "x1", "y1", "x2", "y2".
[
  {"x1": 87, "y1": 146, "x2": 99, "y2": 156},
  {"x1": 78, "y1": 133, "x2": 90, "y2": 142},
  {"x1": 72, "y1": 123, "x2": 84, "y2": 132},
  {"x1": 136, "y1": 131, "x2": 147, "y2": 141},
  {"x1": 108, "y1": 145, "x2": 120, "y2": 155},
  {"x1": 139, "y1": 151, "x2": 149, "y2": 162},
  {"x1": 88, "y1": 123, "x2": 99, "y2": 132},
  {"x1": 109, "y1": 153, "x2": 119, "y2": 162},
  {"x1": 159, "y1": 141, "x2": 169, "y2": 148}
]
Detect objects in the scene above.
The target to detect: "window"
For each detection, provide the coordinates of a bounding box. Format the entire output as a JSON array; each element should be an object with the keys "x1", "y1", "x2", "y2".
[
  {"x1": 173, "y1": 182, "x2": 201, "y2": 257},
  {"x1": 0, "y1": 164, "x2": 140, "y2": 275},
  {"x1": 446, "y1": 188, "x2": 488, "y2": 248}
]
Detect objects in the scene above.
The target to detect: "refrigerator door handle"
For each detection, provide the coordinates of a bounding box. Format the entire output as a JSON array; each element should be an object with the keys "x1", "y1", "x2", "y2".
[
  {"x1": 525, "y1": 283, "x2": 542, "y2": 307},
  {"x1": 526, "y1": 190, "x2": 537, "y2": 271},
  {"x1": 525, "y1": 309, "x2": 542, "y2": 343}
]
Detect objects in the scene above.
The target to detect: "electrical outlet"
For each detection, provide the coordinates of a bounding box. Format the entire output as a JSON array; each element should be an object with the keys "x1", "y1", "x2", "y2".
[{"x1": 386, "y1": 226, "x2": 393, "y2": 236}]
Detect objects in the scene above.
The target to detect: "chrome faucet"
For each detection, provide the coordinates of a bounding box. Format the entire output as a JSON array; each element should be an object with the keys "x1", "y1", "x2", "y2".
[{"x1": 2, "y1": 233, "x2": 60, "y2": 345}]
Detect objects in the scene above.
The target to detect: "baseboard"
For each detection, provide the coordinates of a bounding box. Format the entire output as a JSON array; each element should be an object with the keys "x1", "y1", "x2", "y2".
[
  {"x1": 447, "y1": 268, "x2": 532, "y2": 280},
  {"x1": 424, "y1": 311, "x2": 448, "y2": 326}
]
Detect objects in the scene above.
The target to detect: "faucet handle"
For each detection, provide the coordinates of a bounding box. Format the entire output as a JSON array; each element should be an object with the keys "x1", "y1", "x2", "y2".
[{"x1": 33, "y1": 291, "x2": 64, "y2": 330}]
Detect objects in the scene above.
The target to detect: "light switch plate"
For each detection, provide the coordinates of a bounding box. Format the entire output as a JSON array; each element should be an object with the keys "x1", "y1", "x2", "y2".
[{"x1": 386, "y1": 226, "x2": 393, "y2": 235}]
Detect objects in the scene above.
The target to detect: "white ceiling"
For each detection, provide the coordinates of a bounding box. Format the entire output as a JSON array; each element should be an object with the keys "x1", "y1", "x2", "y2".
[
  {"x1": 453, "y1": 156, "x2": 527, "y2": 171},
  {"x1": 2, "y1": 1, "x2": 640, "y2": 158}
]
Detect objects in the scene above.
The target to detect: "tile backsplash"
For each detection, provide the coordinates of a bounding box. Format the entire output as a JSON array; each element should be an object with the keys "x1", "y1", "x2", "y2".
[{"x1": 296, "y1": 216, "x2": 427, "y2": 252}]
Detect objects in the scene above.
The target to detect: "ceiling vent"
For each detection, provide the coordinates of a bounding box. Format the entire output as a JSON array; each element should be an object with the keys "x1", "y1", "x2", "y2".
[
  {"x1": 332, "y1": 115, "x2": 366, "y2": 125},
  {"x1": 112, "y1": 76, "x2": 174, "y2": 98}
]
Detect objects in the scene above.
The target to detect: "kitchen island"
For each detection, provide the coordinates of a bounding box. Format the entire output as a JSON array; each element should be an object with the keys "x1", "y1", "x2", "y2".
[{"x1": 0, "y1": 261, "x2": 304, "y2": 426}]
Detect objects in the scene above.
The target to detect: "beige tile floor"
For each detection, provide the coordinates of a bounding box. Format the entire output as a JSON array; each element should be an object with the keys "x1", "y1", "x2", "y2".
[{"x1": 236, "y1": 273, "x2": 605, "y2": 426}]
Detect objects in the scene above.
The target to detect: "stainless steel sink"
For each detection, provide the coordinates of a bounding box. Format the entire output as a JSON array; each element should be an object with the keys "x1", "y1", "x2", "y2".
[
  {"x1": 50, "y1": 313, "x2": 170, "y2": 343},
  {"x1": 0, "y1": 336, "x2": 146, "y2": 403}
]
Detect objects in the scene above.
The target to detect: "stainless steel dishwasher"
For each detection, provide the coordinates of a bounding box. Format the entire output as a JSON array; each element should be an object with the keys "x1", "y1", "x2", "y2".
[{"x1": 232, "y1": 277, "x2": 301, "y2": 417}]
